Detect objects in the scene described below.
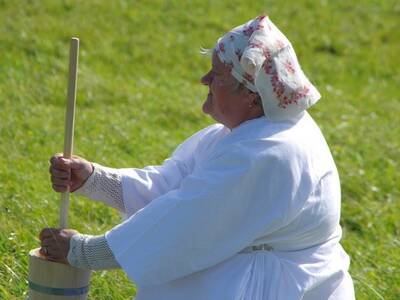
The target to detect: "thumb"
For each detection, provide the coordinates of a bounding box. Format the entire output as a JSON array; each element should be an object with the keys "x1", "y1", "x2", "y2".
[
  {"x1": 60, "y1": 157, "x2": 83, "y2": 170},
  {"x1": 69, "y1": 157, "x2": 87, "y2": 170}
]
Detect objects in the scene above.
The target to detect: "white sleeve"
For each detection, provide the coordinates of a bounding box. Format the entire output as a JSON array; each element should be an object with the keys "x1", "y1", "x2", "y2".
[
  {"x1": 105, "y1": 143, "x2": 314, "y2": 287},
  {"x1": 118, "y1": 124, "x2": 226, "y2": 216}
]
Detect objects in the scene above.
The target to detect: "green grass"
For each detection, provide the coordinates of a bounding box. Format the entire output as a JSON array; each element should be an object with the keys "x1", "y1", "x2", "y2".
[{"x1": 0, "y1": 0, "x2": 399, "y2": 299}]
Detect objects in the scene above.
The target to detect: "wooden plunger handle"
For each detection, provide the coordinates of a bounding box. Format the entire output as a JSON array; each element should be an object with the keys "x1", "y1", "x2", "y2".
[{"x1": 59, "y1": 37, "x2": 79, "y2": 229}]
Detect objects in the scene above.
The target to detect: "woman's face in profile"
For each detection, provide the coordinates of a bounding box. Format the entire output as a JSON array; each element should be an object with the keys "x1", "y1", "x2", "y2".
[{"x1": 201, "y1": 51, "x2": 256, "y2": 129}]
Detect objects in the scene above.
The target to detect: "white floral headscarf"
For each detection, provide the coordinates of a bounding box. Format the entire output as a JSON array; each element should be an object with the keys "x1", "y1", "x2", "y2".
[{"x1": 214, "y1": 15, "x2": 321, "y2": 121}]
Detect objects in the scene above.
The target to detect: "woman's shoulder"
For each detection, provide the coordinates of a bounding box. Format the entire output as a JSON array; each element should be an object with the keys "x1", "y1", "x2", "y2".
[
  {"x1": 216, "y1": 114, "x2": 332, "y2": 164},
  {"x1": 197, "y1": 123, "x2": 230, "y2": 139},
  {"x1": 171, "y1": 123, "x2": 230, "y2": 159}
]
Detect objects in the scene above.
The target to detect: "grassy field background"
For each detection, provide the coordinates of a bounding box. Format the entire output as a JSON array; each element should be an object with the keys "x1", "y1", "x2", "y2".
[{"x1": 0, "y1": 0, "x2": 399, "y2": 299}]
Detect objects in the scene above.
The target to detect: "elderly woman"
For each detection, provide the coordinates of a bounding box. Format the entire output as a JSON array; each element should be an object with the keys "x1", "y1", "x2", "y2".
[{"x1": 41, "y1": 15, "x2": 355, "y2": 299}]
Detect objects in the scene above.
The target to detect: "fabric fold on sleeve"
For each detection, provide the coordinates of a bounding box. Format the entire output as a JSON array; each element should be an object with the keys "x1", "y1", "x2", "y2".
[{"x1": 117, "y1": 124, "x2": 227, "y2": 217}]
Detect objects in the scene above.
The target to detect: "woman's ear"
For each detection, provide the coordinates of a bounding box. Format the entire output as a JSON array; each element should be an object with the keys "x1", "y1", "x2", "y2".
[{"x1": 247, "y1": 92, "x2": 261, "y2": 108}]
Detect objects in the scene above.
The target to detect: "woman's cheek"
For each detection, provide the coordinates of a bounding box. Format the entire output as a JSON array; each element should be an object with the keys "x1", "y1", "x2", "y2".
[{"x1": 213, "y1": 96, "x2": 226, "y2": 115}]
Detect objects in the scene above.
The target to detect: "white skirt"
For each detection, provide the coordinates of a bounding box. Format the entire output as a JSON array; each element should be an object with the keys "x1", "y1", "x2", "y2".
[{"x1": 134, "y1": 243, "x2": 355, "y2": 300}]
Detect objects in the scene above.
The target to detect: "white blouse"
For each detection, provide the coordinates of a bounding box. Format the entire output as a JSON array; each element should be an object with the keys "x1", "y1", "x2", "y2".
[{"x1": 103, "y1": 113, "x2": 354, "y2": 299}]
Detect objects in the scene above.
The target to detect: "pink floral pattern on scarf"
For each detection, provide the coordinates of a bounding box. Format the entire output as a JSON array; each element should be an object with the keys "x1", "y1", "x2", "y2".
[{"x1": 214, "y1": 15, "x2": 321, "y2": 120}]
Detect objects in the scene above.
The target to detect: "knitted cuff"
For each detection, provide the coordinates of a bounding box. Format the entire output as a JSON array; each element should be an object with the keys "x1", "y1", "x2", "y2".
[
  {"x1": 74, "y1": 163, "x2": 125, "y2": 212},
  {"x1": 67, "y1": 234, "x2": 120, "y2": 270}
]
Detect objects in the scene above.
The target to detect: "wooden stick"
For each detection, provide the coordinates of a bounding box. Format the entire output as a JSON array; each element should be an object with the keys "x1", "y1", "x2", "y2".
[{"x1": 59, "y1": 37, "x2": 79, "y2": 229}]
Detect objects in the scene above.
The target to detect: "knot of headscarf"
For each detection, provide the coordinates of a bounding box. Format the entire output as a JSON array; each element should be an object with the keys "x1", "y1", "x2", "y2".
[{"x1": 214, "y1": 15, "x2": 321, "y2": 121}]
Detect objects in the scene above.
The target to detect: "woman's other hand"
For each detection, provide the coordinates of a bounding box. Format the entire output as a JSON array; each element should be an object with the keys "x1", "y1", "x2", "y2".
[
  {"x1": 39, "y1": 228, "x2": 79, "y2": 264},
  {"x1": 49, "y1": 154, "x2": 93, "y2": 192}
]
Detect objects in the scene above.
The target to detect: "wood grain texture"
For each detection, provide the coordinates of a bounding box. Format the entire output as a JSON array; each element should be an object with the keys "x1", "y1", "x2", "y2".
[
  {"x1": 60, "y1": 37, "x2": 79, "y2": 229},
  {"x1": 28, "y1": 248, "x2": 91, "y2": 300}
]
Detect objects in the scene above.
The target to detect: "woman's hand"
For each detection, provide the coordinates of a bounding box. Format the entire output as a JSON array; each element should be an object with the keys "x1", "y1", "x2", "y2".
[
  {"x1": 39, "y1": 228, "x2": 79, "y2": 264},
  {"x1": 49, "y1": 154, "x2": 93, "y2": 192}
]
